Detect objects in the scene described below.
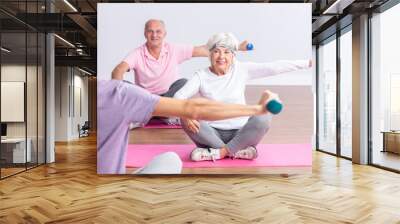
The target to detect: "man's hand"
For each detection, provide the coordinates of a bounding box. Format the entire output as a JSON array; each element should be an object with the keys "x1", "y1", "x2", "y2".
[
  {"x1": 112, "y1": 62, "x2": 130, "y2": 80},
  {"x1": 182, "y1": 118, "x2": 200, "y2": 133},
  {"x1": 193, "y1": 45, "x2": 210, "y2": 57}
]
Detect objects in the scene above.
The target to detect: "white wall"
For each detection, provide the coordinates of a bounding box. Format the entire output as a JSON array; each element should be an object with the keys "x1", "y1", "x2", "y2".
[
  {"x1": 55, "y1": 67, "x2": 70, "y2": 141},
  {"x1": 98, "y1": 3, "x2": 312, "y2": 85},
  {"x1": 1, "y1": 64, "x2": 45, "y2": 164},
  {"x1": 1, "y1": 82, "x2": 24, "y2": 122},
  {"x1": 76, "y1": 74, "x2": 89, "y2": 123},
  {"x1": 1, "y1": 65, "x2": 35, "y2": 137},
  {"x1": 1, "y1": 65, "x2": 26, "y2": 139},
  {"x1": 72, "y1": 74, "x2": 89, "y2": 138},
  {"x1": 55, "y1": 67, "x2": 89, "y2": 141}
]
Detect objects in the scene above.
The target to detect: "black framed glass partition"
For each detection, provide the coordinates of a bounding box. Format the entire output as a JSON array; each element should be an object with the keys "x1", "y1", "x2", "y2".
[
  {"x1": 339, "y1": 26, "x2": 352, "y2": 159},
  {"x1": 316, "y1": 23, "x2": 353, "y2": 159},
  {"x1": 317, "y1": 35, "x2": 337, "y2": 155},
  {"x1": 370, "y1": 2, "x2": 400, "y2": 172},
  {"x1": 316, "y1": 0, "x2": 400, "y2": 172},
  {"x1": 0, "y1": 0, "x2": 46, "y2": 179},
  {"x1": 1, "y1": 7, "x2": 28, "y2": 178}
]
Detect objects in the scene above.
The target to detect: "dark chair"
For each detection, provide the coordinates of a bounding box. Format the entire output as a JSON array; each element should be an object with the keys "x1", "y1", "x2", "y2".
[{"x1": 79, "y1": 121, "x2": 90, "y2": 138}]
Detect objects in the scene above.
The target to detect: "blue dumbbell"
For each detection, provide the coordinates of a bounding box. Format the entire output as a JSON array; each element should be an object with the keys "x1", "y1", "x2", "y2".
[
  {"x1": 266, "y1": 99, "x2": 283, "y2": 115},
  {"x1": 246, "y1": 43, "x2": 254, "y2": 51}
]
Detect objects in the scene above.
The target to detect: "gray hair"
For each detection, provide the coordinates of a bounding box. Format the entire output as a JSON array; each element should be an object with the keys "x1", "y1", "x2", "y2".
[
  {"x1": 144, "y1": 19, "x2": 166, "y2": 30},
  {"x1": 206, "y1": 32, "x2": 239, "y2": 52}
]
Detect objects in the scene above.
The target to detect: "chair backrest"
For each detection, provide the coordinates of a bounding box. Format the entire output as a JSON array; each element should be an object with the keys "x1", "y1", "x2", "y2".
[{"x1": 82, "y1": 121, "x2": 90, "y2": 129}]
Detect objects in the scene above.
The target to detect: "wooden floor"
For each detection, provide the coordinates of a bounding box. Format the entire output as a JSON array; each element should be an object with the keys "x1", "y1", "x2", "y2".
[
  {"x1": 373, "y1": 151, "x2": 400, "y2": 171},
  {"x1": 1, "y1": 163, "x2": 45, "y2": 178},
  {"x1": 1, "y1": 134, "x2": 400, "y2": 223},
  {"x1": 1, "y1": 167, "x2": 25, "y2": 178}
]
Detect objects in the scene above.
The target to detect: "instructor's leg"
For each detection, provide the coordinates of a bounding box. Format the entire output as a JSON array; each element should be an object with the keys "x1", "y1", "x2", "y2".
[{"x1": 134, "y1": 152, "x2": 182, "y2": 174}]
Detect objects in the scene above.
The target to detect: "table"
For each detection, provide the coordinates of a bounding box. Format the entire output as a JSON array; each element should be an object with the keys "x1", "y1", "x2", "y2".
[
  {"x1": 381, "y1": 131, "x2": 400, "y2": 154},
  {"x1": 1, "y1": 138, "x2": 31, "y2": 163}
]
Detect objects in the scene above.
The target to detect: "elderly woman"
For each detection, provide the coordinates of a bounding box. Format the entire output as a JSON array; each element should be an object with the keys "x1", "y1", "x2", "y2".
[{"x1": 174, "y1": 33, "x2": 311, "y2": 161}]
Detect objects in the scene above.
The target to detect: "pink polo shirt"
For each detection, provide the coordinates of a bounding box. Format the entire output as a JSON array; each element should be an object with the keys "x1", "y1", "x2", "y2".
[{"x1": 123, "y1": 42, "x2": 193, "y2": 95}]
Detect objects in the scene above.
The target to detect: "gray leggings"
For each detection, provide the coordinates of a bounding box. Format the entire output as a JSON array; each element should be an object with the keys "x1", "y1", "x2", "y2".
[
  {"x1": 161, "y1": 78, "x2": 188, "y2": 97},
  {"x1": 153, "y1": 78, "x2": 187, "y2": 121},
  {"x1": 182, "y1": 114, "x2": 272, "y2": 155}
]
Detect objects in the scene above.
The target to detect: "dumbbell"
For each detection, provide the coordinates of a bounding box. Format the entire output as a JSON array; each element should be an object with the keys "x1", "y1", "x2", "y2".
[
  {"x1": 246, "y1": 43, "x2": 254, "y2": 51},
  {"x1": 266, "y1": 99, "x2": 283, "y2": 115}
]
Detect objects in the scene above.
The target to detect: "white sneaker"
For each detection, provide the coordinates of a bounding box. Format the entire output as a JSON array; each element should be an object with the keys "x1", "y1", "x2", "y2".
[
  {"x1": 234, "y1": 146, "x2": 258, "y2": 160},
  {"x1": 163, "y1": 117, "x2": 181, "y2": 126},
  {"x1": 191, "y1": 147, "x2": 221, "y2": 162},
  {"x1": 129, "y1": 122, "x2": 143, "y2": 130}
]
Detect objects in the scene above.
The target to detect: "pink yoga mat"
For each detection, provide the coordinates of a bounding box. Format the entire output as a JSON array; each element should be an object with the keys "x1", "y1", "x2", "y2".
[
  {"x1": 143, "y1": 124, "x2": 181, "y2": 129},
  {"x1": 143, "y1": 119, "x2": 181, "y2": 129},
  {"x1": 126, "y1": 144, "x2": 312, "y2": 168}
]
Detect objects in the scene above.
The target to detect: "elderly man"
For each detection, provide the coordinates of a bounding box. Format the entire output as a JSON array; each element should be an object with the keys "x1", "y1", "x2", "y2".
[
  {"x1": 112, "y1": 19, "x2": 249, "y2": 124},
  {"x1": 174, "y1": 32, "x2": 312, "y2": 162}
]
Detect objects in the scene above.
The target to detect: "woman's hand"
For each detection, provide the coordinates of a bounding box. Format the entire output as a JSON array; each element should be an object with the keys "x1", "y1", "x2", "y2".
[
  {"x1": 238, "y1": 40, "x2": 250, "y2": 51},
  {"x1": 183, "y1": 118, "x2": 201, "y2": 133},
  {"x1": 258, "y1": 90, "x2": 280, "y2": 113}
]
